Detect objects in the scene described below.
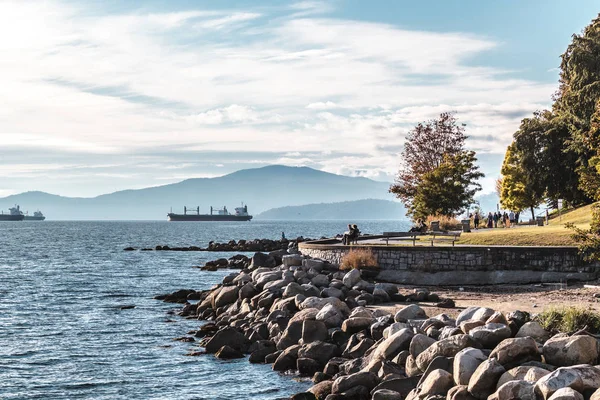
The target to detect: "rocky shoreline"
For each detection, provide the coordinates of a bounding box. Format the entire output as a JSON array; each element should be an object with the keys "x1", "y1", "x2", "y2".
[
  {"x1": 156, "y1": 249, "x2": 600, "y2": 400},
  {"x1": 125, "y1": 237, "x2": 313, "y2": 253}
]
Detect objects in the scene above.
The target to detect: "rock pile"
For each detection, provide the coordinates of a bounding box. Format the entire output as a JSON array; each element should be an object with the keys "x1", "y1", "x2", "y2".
[
  {"x1": 161, "y1": 252, "x2": 600, "y2": 400},
  {"x1": 125, "y1": 237, "x2": 313, "y2": 253}
]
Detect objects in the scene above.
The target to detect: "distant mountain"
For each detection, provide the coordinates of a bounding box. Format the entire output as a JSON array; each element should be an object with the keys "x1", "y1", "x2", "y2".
[
  {"x1": 256, "y1": 199, "x2": 407, "y2": 220},
  {"x1": 0, "y1": 165, "x2": 393, "y2": 220}
]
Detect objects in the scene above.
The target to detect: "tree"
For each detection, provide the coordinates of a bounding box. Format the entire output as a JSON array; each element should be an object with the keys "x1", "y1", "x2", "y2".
[
  {"x1": 390, "y1": 112, "x2": 483, "y2": 218},
  {"x1": 410, "y1": 152, "x2": 484, "y2": 219},
  {"x1": 500, "y1": 145, "x2": 544, "y2": 221}
]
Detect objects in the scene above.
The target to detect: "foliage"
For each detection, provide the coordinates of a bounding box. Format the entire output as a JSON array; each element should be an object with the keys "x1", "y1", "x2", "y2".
[
  {"x1": 390, "y1": 112, "x2": 483, "y2": 219},
  {"x1": 500, "y1": 145, "x2": 544, "y2": 221},
  {"x1": 567, "y1": 202, "x2": 600, "y2": 261},
  {"x1": 409, "y1": 152, "x2": 483, "y2": 219},
  {"x1": 425, "y1": 215, "x2": 462, "y2": 231},
  {"x1": 339, "y1": 248, "x2": 378, "y2": 271},
  {"x1": 536, "y1": 306, "x2": 600, "y2": 334}
]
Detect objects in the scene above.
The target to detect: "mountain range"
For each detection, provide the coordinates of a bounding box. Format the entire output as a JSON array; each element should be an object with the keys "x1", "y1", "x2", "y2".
[
  {"x1": 0, "y1": 166, "x2": 394, "y2": 220},
  {"x1": 255, "y1": 199, "x2": 406, "y2": 220}
]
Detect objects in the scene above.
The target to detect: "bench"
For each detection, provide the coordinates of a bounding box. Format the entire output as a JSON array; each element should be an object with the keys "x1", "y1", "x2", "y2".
[
  {"x1": 430, "y1": 231, "x2": 461, "y2": 246},
  {"x1": 382, "y1": 232, "x2": 421, "y2": 246}
]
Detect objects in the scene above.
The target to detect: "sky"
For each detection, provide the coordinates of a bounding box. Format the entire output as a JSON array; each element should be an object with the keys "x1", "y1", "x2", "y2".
[{"x1": 1, "y1": 0, "x2": 599, "y2": 198}]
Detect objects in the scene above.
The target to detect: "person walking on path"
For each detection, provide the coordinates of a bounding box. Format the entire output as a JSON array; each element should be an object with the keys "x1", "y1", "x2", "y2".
[
  {"x1": 493, "y1": 212, "x2": 499, "y2": 228},
  {"x1": 509, "y1": 211, "x2": 515, "y2": 227},
  {"x1": 474, "y1": 212, "x2": 480, "y2": 229},
  {"x1": 487, "y1": 212, "x2": 493, "y2": 228}
]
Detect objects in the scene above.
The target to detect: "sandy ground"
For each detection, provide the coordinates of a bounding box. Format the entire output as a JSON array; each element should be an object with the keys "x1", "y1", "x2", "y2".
[{"x1": 373, "y1": 282, "x2": 600, "y2": 318}]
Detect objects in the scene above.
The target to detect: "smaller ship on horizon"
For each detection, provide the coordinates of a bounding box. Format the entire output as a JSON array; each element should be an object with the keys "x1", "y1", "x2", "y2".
[
  {"x1": 24, "y1": 210, "x2": 46, "y2": 221},
  {"x1": 168, "y1": 204, "x2": 252, "y2": 222},
  {"x1": 0, "y1": 205, "x2": 25, "y2": 221}
]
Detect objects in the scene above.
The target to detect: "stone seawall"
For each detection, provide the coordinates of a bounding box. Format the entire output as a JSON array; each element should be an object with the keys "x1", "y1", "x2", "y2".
[{"x1": 298, "y1": 241, "x2": 600, "y2": 285}]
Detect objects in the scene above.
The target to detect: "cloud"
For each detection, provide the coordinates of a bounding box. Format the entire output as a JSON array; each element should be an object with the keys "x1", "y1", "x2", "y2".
[{"x1": 0, "y1": 0, "x2": 556, "y2": 196}]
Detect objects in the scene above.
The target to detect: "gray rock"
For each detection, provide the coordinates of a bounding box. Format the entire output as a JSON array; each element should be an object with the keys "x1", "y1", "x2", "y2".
[
  {"x1": 497, "y1": 366, "x2": 536, "y2": 388},
  {"x1": 302, "y1": 320, "x2": 328, "y2": 343},
  {"x1": 298, "y1": 341, "x2": 339, "y2": 366},
  {"x1": 547, "y1": 387, "x2": 584, "y2": 400},
  {"x1": 409, "y1": 333, "x2": 436, "y2": 359},
  {"x1": 342, "y1": 269, "x2": 362, "y2": 288},
  {"x1": 516, "y1": 321, "x2": 550, "y2": 342},
  {"x1": 332, "y1": 371, "x2": 378, "y2": 394},
  {"x1": 204, "y1": 327, "x2": 247, "y2": 353},
  {"x1": 488, "y1": 380, "x2": 536, "y2": 400},
  {"x1": 214, "y1": 345, "x2": 244, "y2": 359},
  {"x1": 272, "y1": 344, "x2": 301, "y2": 371},
  {"x1": 488, "y1": 336, "x2": 541, "y2": 367},
  {"x1": 469, "y1": 323, "x2": 512, "y2": 349},
  {"x1": 311, "y1": 274, "x2": 330, "y2": 287},
  {"x1": 300, "y1": 297, "x2": 350, "y2": 314},
  {"x1": 283, "y1": 282, "x2": 305, "y2": 298},
  {"x1": 316, "y1": 303, "x2": 345, "y2": 328},
  {"x1": 535, "y1": 365, "x2": 600, "y2": 399},
  {"x1": 456, "y1": 307, "x2": 495, "y2": 325},
  {"x1": 416, "y1": 334, "x2": 475, "y2": 372},
  {"x1": 419, "y1": 369, "x2": 454, "y2": 397},
  {"x1": 341, "y1": 317, "x2": 373, "y2": 334},
  {"x1": 453, "y1": 347, "x2": 487, "y2": 386},
  {"x1": 394, "y1": 304, "x2": 427, "y2": 322},
  {"x1": 447, "y1": 385, "x2": 477, "y2": 400},
  {"x1": 372, "y1": 328, "x2": 414, "y2": 361},
  {"x1": 282, "y1": 254, "x2": 304, "y2": 267},
  {"x1": 542, "y1": 334, "x2": 599, "y2": 366},
  {"x1": 371, "y1": 389, "x2": 403, "y2": 400},
  {"x1": 321, "y1": 287, "x2": 344, "y2": 299},
  {"x1": 250, "y1": 252, "x2": 276, "y2": 269},
  {"x1": 214, "y1": 285, "x2": 239, "y2": 309},
  {"x1": 467, "y1": 358, "x2": 506, "y2": 399},
  {"x1": 308, "y1": 380, "x2": 333, "y2": 399}
]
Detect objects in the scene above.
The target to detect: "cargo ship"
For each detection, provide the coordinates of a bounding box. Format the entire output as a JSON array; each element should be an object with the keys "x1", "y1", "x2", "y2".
[
  {"x1": 24, "y1": 210, "x2": 46, "y2": 221},
  {"x1": 167, "y1": 204, "x2": 252, "y2": 221},
  {"x1": 0, "y1": 205, "x2": 25, "y2": 221}
]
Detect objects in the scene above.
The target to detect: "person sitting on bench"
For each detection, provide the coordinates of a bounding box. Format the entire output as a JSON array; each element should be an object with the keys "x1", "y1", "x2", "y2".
[
  {"x1": 409, "y1": 219, "x2": 427, "y2": 233},
  {"x1": 342, "y1": 224, "x2": 353, "y2": 245},
  {"x1": 342, "y1": 224, "x2": 360, "y2": 245},
  {"x1": 349, "y1": 224, "x2": 360, "y2": 244}
]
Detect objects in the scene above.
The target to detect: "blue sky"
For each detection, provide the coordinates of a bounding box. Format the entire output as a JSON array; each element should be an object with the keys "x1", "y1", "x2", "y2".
[{"x1": 0, "y1": 0, "x2": 598, "y2": 197}]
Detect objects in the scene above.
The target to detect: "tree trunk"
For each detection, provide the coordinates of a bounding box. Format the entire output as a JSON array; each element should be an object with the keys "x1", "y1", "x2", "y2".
[{"x1": 530, "y1": 206, "x2": 535, "y2": 222}]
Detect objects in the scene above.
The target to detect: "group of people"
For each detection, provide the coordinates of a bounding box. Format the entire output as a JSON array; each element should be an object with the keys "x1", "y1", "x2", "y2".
[
  {"x1": 342, "y1": 224, "x2": 360, "y2": 245},
  {"x1": 408, "y1": 218, "x2": 428, "y2": 233},
  {"x1": 472, "y1": 211, "x2": 517, "y2": 229}
]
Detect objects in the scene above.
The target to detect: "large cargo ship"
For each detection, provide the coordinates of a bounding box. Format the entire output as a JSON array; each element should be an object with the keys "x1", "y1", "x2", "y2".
[
  {"x1": 24, "y1": 210, "x2": 46, "y2": 221},
  {"x1": 0, "y1": 205, "x2": 25, "y2": 221},
  {"x1": 168, "y1": 205, "x2": 252, "y2": 221}
]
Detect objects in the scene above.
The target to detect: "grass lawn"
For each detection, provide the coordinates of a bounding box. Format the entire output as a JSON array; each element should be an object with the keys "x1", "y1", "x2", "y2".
[{"x1": 455, "y1": 203, "x2": 594, "y2": 247}]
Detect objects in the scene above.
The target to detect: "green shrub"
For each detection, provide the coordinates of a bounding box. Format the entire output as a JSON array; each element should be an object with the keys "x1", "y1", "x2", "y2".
[{"x1": 536, "y1": 306, "x2": 600, "y2": 334}]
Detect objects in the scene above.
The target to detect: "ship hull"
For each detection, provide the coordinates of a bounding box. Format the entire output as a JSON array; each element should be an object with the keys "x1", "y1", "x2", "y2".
[
  {"x1": 0, "y1": 215, "x2": 24, "y2": 221},
  {"x1": 24, "y1": 216, "x2": 45, "y2": 221},
  {"x1": 167, "y1": 213, "x2": 252, "y2": 222}
]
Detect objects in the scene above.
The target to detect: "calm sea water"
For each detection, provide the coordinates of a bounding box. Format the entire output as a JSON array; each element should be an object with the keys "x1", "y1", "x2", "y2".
[{"x1": 0, "y1": 220, "x2": 408, "y2": 400}]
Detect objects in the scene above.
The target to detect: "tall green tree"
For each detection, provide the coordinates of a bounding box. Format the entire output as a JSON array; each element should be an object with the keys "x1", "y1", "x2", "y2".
[
  {"x1": 500, "y1": 145, "x2": 544, "y2": 221},
  {"x1": 411, "y1": 152, "x2": 484, "y2": 219},
  {"x1": 555, "y1": 14, "x2": 600, "y2": 197},
  {"x1": 390, "y1": 113, "x2": 483, "y2": 218}
]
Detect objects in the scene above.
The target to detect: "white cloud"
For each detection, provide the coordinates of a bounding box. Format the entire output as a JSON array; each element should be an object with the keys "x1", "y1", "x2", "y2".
[{"x1": 0, "y1": 0, "x2": 556, "y2": 195}]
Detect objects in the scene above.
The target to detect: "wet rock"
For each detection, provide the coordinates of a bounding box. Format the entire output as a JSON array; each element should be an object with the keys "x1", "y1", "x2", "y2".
[
  {"x1": 297, "y1": 358, "x2": 322, "y2": 376},
  {"x1": 309, "y1": 380, "x2": 333, "y2": 400},
  {"x1": 272, "y1": 344, "x2": 301, "y2": 371},
  {"x1": 332, "y1": 371, "x2": 379, "y2": 394},
  {"x1": 215, "y1": 345, "x2": 244, "y2": 359},
  {"x1": 204, "y1": 327, "x2": 248, "y2": 353}
]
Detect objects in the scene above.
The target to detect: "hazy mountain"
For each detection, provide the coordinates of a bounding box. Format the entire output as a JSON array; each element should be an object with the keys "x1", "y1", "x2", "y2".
[
  {"x1": 256, "y1": 199, "x2": 407, "y2": 220},
  {"x1": 0, "y1": 165, "x2": 393, "y2": 220}
]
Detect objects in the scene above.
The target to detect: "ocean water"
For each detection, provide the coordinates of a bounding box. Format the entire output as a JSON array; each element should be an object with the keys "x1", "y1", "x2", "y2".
[{"x1": 0, "y1": 220, "x2": 408, "y2": 400}]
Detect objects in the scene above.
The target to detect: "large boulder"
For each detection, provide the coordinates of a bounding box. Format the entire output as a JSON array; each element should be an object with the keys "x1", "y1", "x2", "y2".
[
  {"x1": 332, "y1": 371, "x2": 379, "y2": 394},
  {"x1": 282, "y1": 254, "x2": 304, "y2": 267},
  {"x1": 372, "y1": 328, "x2": 414, "y2": 361},
  {"x1": 548, "y1": 387, "x2": 584, "y2": 400},
  {"x1": 300, "y1": 297, "x2": 350, "y2": 314},
  {"x1": 542, "y1": 334, "x2": 599, "y2": 366},
  {"x1": 250, "y1": 252, "x2": 276, "y2": 269},
  {"x1": 409, "y1": 333, "x2": 436, "y2": 359},
  {"x1": 535, "y1": 365, "x2": 600, "y2": 399},
  {"x1": 467, "y1": 358, "x2": 506, "y2": 399},
  {"x1": 488, "y1": 380, "x2": 536, "y2": 400},
  {"x1": 456, "y1": 307, "x2": 495, "y2": 325},
  {"x1": 394, "y1": 304, "x2": 427, "y2": 322},
  {"x1": 447, "y1": 385, "x2": 477, "y2": 400},
  {"x1": 416, "y1": 334, "x2": 475, "y2": 372},
  {"x1": 343, "y1": 269, "x2": 362, "y2": 288},
  {"x1": 371, "y1": 389, "x2": 403, "y2": 400},
  {"x1": 418, "y1": 369, "x2": 454, "y2": 397},
  {"x1": 315, "y1": 303, "x2": 345, "y2": 328},
  {"x1": 298, "y1": 341, "x2": 339, "y2": 366},
  {"x1": 302, "y1": 320, "x2": 328, "y2": 343},
  {"x1": 469, "y1": 323, "x2": 512, "y2": 349},
  {"x1": 497, "y1": 366, "x2": 537, "y2": 388},
  {"x1": 215, "y1": 345, "x2": 244, "y2": 359},
  {"x1": 516, "y1": 321, "x2": 550, "y2": 342},
  {"x1": 341, "y1": 317, "x2": 374, "y2": 334},
  {"x1": 488, "y1": 336, "x2": 541, "y2": 368},
  {"x1": 309, "y1": 380, "x2": 333, "y2": 400},
  {"x1": 204, "y1": 327, "x2": 247, "y2": 353},
  {"x1": 453, "y1": 347, "x2": 487, "y2": 386}
]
